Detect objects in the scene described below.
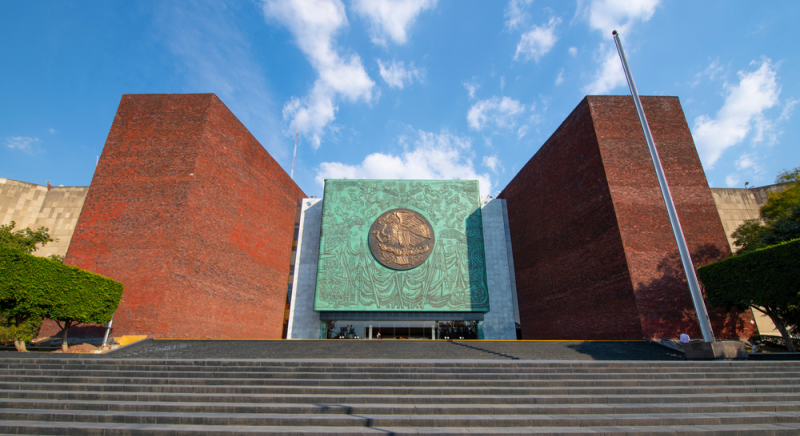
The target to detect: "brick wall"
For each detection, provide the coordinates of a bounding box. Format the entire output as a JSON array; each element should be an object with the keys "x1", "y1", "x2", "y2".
[
  {"x1": 46, "y1": 94, "x2": 305, "y2": 339},
  {"x1": 500, "y1": 96, "x2": 756, "y2": 341}
]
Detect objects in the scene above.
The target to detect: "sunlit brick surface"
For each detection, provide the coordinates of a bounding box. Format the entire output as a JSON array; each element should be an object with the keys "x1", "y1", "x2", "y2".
[
  {"x1": 500, "y1": 96, "x2": 756, "y2": 341},
  {"x1": 52, "y1": 94, "x2": 305, "y2": 339}
]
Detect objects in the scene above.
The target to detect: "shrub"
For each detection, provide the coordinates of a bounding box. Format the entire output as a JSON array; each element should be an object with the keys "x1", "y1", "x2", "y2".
[
  {"x1": 0, "y1": 245, "x2": 123, "y2": 351},
  {"x1": 697, "y1": 238, "x2": 800, "y2": 352}
]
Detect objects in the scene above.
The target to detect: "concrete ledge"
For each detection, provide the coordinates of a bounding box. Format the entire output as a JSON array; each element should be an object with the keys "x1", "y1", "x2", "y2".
[
  {"x1": 683, "y1": 341, "x2": 747, "y2": 360},
  {"x1": 748, "y1": 352, "x2": 800, "y2": 360}
]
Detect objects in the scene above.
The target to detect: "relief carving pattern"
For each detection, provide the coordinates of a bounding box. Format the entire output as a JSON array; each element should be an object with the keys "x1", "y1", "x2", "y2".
[{"x1": 314, "y1": 180, "x2": 489, "y2": 312}]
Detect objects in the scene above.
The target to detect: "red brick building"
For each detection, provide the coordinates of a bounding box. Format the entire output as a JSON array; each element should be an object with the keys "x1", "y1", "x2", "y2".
[
  {"x1": 51, "y1": 94, "x2": 304, "y2": 339},
  {"x1": 499, "y1": 96, "x2": 756, "y2": 340}
]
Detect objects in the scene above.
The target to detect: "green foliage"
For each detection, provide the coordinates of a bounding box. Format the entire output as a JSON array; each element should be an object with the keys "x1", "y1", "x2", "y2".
[
  {"x1": 0, "y1": 221, "x2": 55, "y2": 254},
  {"x1": 750, "y1": 334, "x2": 800, "y2": 352},
  {"x1": 732, "y1": 219, "x2": 769, "y2": 254},
  {"x1": 0, "y1": 244, "x2": 123, "y2": 340},
  {"x1": 0, "y1": 246, "x2": 55, "y2": 321},
  {"x1": 698, "y1": 238, "x2": 800, "y2": 352},
  {"x1": 761, "y1": 184, "x2": 800, "y2": 222},
  {"x1": 732, "y1": 201, "x2": 800, "y2": 255},
  {"x1": 775, "y1": 166, "x2": 800, "y2": 184},
  {"x1": 0, "y1": 312, "x2": 42, "y2": 345}
]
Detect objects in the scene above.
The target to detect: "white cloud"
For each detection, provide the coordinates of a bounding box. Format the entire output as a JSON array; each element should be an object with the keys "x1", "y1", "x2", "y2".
[
  {"x1": 500, "y1": 76, "x2": 506, "y2": 91},
  {"x1": 580, "y1": 0, "x2": 659, "y2": 95},
  {"x1": 467, "y1": 96, "x2": 526, "y2": 131},
  {"x1": 263, "y1": 0, "x2": 376, "y2": 149},
  {"x1": 315, "y1": 129, "x2": 493, "y2": 197},
  {"x1": 156, "y1": 1, "x2": 286, "y2": 159},
  {"x1": 504, "y1": 0, "x2": 534, "y2": 31},
  {"x1": 581, "y1": 45, "x2": 625, "y2": 95},
  {"x1": 6, "y1": 136, "x2": 40, "y2": 154},
  {"x1": 725, "y1": 173, "x2": 740, "y2": 188},
  {"x1": 735, "y1": 153, "x2": 762, "y2": 172},
  {"x1": 517, "y1": 125, "x2": 529, "y2": 139},
  {"x1": 691, "y1": 58, "x2": 726, "y2": 87},
  {"x1": 779, "y1": 98, "x2": 798, "y2": 122},
  {"x1": 482, "y1": 155, "x2": 504, "y2": 174},
  {"x1": 583, "y1": 0, "x2": 659, "y2": 36},
  {"x1": 514, "y1": 16, "x2": 561, "y2": 62},
  {"x1": 48, "y1": 128, "x2": 57, "y2": 134},
  {"x1": 352, "y1": 0, "x2": 437, "y2": 46},
  {"x1": 463, "y1": 80, "x2": 480, "y2": 99},
  {"x1": 555, "y1": 68, "x2": 564, "y2": 85},
  {"x1": 692, "y1": 58, "x2": 781, "y2": 167},
  {"x1": 568, "y1": 46, "x2": 577, "y2": 56},
  {"x1": 377, "y1": 60, "x2": 424, "y2": 89}
]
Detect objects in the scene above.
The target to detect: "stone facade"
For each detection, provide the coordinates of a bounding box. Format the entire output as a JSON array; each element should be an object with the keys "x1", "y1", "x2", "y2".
[
  {"x1": 57, "y1": 93, "x2": 305, "y2": 339},
  {"x1": 286, "y1": 198, "x2": 323, "y2": 339},
  {"x1": 479, "y1": 198, "x2": 517, "y2": 340},
  {"x1": 0, "y1": 178, "x2": 88, "y2": 258},
  {"x1": 499, "y1": 96, "x2": 756, "y2": 341}
]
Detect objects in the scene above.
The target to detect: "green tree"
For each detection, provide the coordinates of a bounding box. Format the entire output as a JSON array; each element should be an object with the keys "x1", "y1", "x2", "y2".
[
  {"x1": 0, "y1": 222, "x2": 57, "y2": 351},
  {"x1": 731, "y1": 167, "x2": 800, "y2": 255},
  {"x1": 761, "y1": 183, "x2": 800, "y2": 222},
  {"x1": 0, "y1": 312, "x2": 42, "y2": 349},
  {"x1": 698, "y1": 239, "x2": 800, "y2": 352},
  {"x1": 775, "y1": 166, "x2": 800, "y2": 184},
  {"x1": 0, "y1": 245, "x2": 123, "y2": 352},
  {"x1": 0, "y1": 221, "x2": 55, "y2": 253},
  {"x1": 731, "y1": 219, "x2": 769, "y2": 254}
]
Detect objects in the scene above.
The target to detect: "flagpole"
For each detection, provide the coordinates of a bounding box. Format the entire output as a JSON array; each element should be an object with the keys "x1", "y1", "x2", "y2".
[
  {"x1": 612, "y1": 30, "x2": 715, "y2": 343},
  {"x1": 291, "y1": 131, "x2": 298, "y2": 179}
]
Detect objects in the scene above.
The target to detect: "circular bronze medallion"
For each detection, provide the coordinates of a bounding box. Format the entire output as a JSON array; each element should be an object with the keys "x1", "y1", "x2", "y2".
[{"x1": 368, "y1": 208, "x2": 435, "y2": 270}]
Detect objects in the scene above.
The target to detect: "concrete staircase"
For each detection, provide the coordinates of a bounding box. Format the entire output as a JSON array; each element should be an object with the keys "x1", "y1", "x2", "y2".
[{"x1": 1, "y1": 357, "x2": 799, "y2": 435}]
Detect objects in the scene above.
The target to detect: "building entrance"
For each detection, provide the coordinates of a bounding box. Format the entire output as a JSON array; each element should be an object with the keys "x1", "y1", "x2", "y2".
[{"x1": 322, "y1": 320, "x2": 480, "y2": 340}]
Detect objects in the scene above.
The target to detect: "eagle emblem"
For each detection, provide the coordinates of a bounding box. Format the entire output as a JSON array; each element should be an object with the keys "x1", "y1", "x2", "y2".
[{"x1": 368, "y1": 209, "x2": 435, "y2": 270}]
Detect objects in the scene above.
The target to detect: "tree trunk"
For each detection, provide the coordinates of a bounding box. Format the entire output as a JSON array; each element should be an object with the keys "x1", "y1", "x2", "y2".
[
  {"x1": 59, "y1": 321, "x2": 73, "y2": 352},
  {"x1": 760, "y1": 308, "x2": 796, "y2": 353},
  {"x1": 12, "y1": 315, "x2": 29, "y2": 352},
  {"x1": 13, "y1": 340, "x2": 27, "y2": 352}
]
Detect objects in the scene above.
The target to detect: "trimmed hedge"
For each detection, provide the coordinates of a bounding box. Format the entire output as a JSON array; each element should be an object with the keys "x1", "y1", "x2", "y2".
[
  {"x1": 0, "y1": 245, "x2": 123, "y2": 325},
  {"x1": 697, "y1": 238, "x2": 800, "y2": 311}
]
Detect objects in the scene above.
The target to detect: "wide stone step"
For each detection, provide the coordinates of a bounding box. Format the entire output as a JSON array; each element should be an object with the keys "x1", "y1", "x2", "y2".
[
  {"x1": 3, "y1": 398, "x2": 800, "y2": 416},
  {"x1": 4, "y1": 359, "x2": 800, "y2": 371},
  {"x1": 1, "y1": 421, "x2": 799, "y2": 435},
  {"x1": 4, "y1": 380, "x2": 800, "y2": 396},
  {"x1": 3, "y1": 408, "x2": 800, "y2": 428},
  {"x1": 4, "y1": 368, "x2": 800, "y2": 380},
  {"x1": 3, "y1": 389, "x2": 800, "y2": 405},
  {"x1": 5, "y1": 375, "x2": 800, "y2": 389}
]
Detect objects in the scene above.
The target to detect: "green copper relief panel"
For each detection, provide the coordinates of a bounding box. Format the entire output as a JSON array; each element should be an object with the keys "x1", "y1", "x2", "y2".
[{"x1": 314, "y1": 179, "x2": 489, "y2": 312}]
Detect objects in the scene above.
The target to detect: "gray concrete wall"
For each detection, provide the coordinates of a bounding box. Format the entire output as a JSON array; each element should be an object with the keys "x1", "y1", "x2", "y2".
[
  {"x1": 710, "y1": 182, "x2": 792, "y2": 252},
  {"x1": 480, "y1": 198, "x2": 517, "y2": 340},
  {"x1": 286, "y1": 198, "x2": 323, "y2": 339},
  {"x1": 0, "y1": 178, "x2": 88, "y2": 258},
  {"x1": 710, "y1": 188, "x2": 760, "y2": 251}
]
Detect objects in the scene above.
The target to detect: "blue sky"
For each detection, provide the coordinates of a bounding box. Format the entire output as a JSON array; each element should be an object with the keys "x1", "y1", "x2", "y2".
[{"x1": 1, "y1": 1, "x2": 798, "y2": 198}]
